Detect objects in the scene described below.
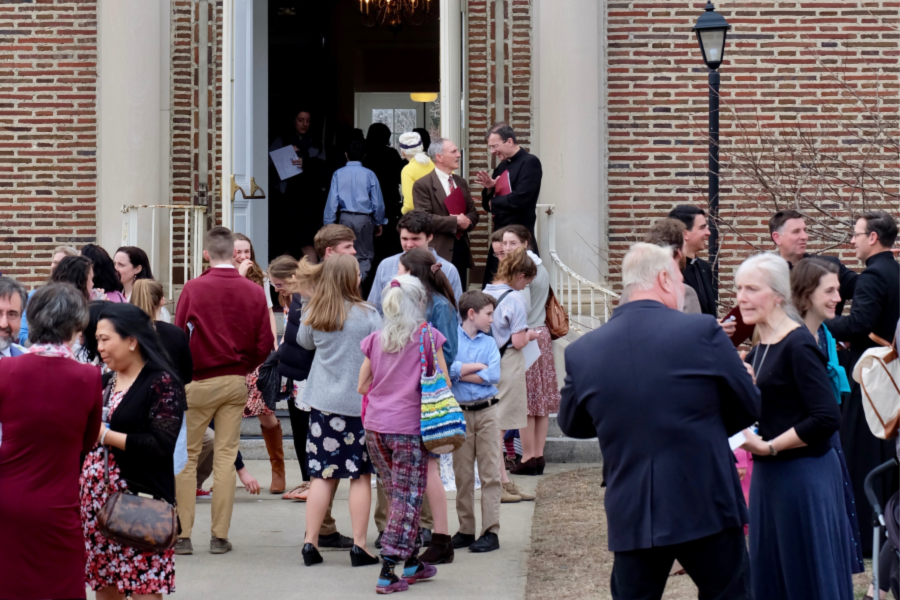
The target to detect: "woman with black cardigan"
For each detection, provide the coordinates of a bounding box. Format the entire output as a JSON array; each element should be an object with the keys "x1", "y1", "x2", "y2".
[
  {"x1": 737, "y1": 253, "x2": 853, "y2": 600},
  {"x1": 80, "y1": 303, "x2": 185, "y2": 599}
]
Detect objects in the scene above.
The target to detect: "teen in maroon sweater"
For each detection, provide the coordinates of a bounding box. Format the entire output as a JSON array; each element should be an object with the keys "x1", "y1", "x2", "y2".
[{"x1": 174, "y1": 227, "x2": 274, "y2": 555}]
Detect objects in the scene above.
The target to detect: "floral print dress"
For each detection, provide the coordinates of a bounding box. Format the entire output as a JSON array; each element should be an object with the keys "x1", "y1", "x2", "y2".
[
  {"x1": 80, "y1": 386, "x2": 176, "y2": 594},
  {"x1": 306, "y1": 408, "x2": 373, "y2": 479}
]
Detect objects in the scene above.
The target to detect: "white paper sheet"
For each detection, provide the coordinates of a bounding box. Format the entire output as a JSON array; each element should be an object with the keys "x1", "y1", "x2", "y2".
[
  {"x1": 522, "y1": 339, "x2": 541, "y2": 370},
  {"x1": 269, "y1": 145, "x2": 303, "y2": 181},
  {"x1": 728, "y1": 431, "x2": 747, "y2": 451}
]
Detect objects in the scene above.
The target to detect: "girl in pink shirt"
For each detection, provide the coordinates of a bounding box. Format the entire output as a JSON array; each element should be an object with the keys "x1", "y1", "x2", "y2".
[{"x1": 359, "y1": 274, "x2": 447, "y2": 594}]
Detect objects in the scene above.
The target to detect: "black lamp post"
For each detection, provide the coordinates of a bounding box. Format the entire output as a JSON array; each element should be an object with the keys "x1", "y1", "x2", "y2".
[{"x1": 693, "y1": 2, "x2": 730, "y2": 301}]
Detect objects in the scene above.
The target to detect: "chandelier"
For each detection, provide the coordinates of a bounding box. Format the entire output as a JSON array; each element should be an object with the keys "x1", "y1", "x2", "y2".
[{"x1": 360, "y1": 0, "x2": 432, "y2": 30}]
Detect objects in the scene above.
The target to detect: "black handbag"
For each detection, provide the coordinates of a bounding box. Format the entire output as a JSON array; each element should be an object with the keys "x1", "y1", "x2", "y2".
[{"x1": 256, "y1": 349, "x2": 293, "y2": 411}]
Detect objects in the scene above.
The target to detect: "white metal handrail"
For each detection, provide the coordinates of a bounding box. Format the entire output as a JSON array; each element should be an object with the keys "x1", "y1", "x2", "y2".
[
  {"x1": 536, "y1": 204, "x2": 619, "y2": 334},
  {"x1": 121, "y1": 204, "x2": 206, "y2": 301}
]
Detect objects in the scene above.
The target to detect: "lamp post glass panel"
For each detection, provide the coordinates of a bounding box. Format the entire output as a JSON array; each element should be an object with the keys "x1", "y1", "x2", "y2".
[{"x1": 692, "y1": 2, "x2": 730, "y2": 302}]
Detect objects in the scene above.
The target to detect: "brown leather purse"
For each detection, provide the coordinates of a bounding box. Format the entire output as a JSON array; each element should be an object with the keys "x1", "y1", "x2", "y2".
[
  {"x1": 97, "y1": 447, "x2": 178, "y2": 553},
  {"x1": 545, "y1": 287, "x2": 569, "y2": 340}
]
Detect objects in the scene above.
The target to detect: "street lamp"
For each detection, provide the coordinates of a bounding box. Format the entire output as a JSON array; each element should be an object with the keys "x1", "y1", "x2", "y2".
[{"x1": 692, "y1": 2, "x2": 730, "y2": 304}]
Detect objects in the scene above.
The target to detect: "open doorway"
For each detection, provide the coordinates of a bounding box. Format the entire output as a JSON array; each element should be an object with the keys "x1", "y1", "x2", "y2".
[{"x1": 266, "y1": 0, "x2": 440, "y2": 264}]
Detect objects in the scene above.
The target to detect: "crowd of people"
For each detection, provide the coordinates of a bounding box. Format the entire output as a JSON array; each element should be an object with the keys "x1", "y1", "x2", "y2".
[{"x1": 0, "y1": 115, "x2": 897, "y2": 600}]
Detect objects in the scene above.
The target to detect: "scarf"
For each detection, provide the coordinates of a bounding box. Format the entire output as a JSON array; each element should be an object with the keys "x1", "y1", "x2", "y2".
[{"x1": 27, "y1": 343, "x2": 77, "y2": 361}]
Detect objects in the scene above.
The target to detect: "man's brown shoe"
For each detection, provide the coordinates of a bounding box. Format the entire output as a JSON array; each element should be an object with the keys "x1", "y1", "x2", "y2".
[
  {"x1": 210, "y1": 537, "x2": 233, "y2": 554},
  {"x1": 174, "y1": 537, "x2": 193, "y2": 555}
]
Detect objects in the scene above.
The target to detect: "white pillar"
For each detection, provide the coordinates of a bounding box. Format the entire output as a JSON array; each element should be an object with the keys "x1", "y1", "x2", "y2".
[
  {"x1": 440, "y1": 0, "x2": 462, "y2": 146},
  {"x1": 533, "y1": 0, "x2": 606, "y2": 282},
  {"x1": 97, "y1": 0, "x2": 170, "y2": 262}
]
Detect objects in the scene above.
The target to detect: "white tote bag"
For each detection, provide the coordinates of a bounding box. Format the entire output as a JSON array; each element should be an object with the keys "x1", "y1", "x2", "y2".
[{"x1": 852, "y1": 334, "x2": 900, "y2": 440}]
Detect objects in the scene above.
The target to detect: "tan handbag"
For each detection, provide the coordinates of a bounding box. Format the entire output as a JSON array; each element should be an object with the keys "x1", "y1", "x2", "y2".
[
  {"x1": 852, "y1": 333, "x2": 900, "y2": 440},
  {"x1": 96, "y1": 448, "x2": 178, "y2": 553},
  {"x1": 545, "y1": 287, "x2": 569, "y2": 340}
]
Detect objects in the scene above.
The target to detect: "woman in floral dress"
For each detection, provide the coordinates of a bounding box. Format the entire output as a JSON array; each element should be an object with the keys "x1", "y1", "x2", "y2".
[{"x1": 80, "y1": 303, "x2": 185, "y2": 599}]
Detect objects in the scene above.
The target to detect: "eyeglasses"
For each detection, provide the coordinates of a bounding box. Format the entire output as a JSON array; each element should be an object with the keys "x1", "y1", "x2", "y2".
[
  {"x1": 0, "y1": 310, "x2": 21, "y2": 320},
  {"x1": 851, "y1": 231, "x2": 869, "y2": 239}
]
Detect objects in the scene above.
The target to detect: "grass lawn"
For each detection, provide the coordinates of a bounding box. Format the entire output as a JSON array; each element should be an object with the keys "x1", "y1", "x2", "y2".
[{"x1": 526, "y1": 467, "x2": 873, "y2": 599}]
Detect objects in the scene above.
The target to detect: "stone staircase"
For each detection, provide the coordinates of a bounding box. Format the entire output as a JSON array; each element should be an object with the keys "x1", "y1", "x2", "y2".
[{"x1": 239, "y1": 407, "x2": 601, "y2": 464}]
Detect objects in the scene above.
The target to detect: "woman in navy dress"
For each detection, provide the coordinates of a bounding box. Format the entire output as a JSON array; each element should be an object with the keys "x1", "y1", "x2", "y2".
[{"x1": 737, "y1": 253, "x2": 853, "y2": 600}]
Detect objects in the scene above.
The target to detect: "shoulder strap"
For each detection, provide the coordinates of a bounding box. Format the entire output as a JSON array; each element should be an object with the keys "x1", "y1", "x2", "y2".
[{"x1": 490, "y1": 290, "x2": 516, "y2": 354}]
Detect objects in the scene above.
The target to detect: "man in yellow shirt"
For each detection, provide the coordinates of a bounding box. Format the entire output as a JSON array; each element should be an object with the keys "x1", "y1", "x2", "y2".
[{"x1": 399, "y1": 131, "x2": 434, "y2": 214}]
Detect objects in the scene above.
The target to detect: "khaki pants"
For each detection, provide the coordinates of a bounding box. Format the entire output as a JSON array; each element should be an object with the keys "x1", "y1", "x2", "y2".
[
  {"x1": 375, "y1": 474, "x2": 434, "y2": 532},
  {"x1": 453, "y1": 403, "x2": 502, "y2": 536},
  {"x1": 175, "y1": 375, "x2": 247, "y2": 540}
]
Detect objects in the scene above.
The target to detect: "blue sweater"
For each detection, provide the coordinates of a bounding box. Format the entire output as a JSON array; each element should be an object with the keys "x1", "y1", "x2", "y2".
[{"x1": 426, "y1": 294, "x2": 458, "y2": 365}]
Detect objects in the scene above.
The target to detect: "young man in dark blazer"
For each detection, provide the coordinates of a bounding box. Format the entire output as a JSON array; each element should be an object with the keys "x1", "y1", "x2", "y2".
[
  {"x1": 559, "y1": 243, "x2": 760, "y2": 600},
  {"x1": 412, "y1": 137, "x2": 480, "y2": 288},
  {"x1": 668, "y1": 204, "x2": 717, "y2": 316},
  {"x1": 826, "y1": 210, "x2": 899, "y2": 555}
]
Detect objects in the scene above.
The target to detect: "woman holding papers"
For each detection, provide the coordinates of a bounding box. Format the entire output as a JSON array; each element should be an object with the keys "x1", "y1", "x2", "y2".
[{"x1": 736, "y1": 253, "x2": 853, "y2": 600}]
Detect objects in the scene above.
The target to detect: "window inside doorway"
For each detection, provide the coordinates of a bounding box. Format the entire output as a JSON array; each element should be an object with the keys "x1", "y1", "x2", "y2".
[{"x1": 373, "y1": 108, "x2": 418, "y2": 149}]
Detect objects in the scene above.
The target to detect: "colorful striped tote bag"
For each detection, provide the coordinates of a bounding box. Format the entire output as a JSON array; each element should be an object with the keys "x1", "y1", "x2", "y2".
[{"x1": 419, "y1": 323, "x2": 467, "y2": 454}]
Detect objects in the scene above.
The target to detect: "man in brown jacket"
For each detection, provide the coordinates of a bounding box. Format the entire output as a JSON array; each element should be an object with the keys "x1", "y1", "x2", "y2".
[{"x1": 412, "y1": 137, "x2": 480, "y2": 287}]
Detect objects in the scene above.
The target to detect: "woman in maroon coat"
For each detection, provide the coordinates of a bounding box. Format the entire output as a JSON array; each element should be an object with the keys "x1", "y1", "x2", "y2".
[{"x1": 0, "y1": 283, "x2": 103, "y2": 600}]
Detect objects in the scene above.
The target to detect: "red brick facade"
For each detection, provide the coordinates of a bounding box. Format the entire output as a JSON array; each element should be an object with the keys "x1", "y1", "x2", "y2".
[
  {"x1": 606, "y1": 0, "x2": 898, "y2": 302},
  {"x1": 0, "y1": 0, "x2": 98, "y2": 286}
]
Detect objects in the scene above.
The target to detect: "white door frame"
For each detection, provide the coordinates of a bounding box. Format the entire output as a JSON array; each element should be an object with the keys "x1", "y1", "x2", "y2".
[{"x1": 221, "y1": 0, "x2": 463, "y2": 260}]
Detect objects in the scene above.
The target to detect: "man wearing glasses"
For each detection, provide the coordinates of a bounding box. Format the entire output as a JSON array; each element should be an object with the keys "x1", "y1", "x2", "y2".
[
  {"x1": 476, "y1": 123, "x2": 543, "y2": 288},
  {"x1": 826, "y1": 210, "x2": 899, "y2": 557}
]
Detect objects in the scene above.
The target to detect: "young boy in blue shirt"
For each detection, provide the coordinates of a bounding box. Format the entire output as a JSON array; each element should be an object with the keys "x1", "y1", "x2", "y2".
[{"x1": 449, "y1": 290, "x2": 504, "y2": 553}]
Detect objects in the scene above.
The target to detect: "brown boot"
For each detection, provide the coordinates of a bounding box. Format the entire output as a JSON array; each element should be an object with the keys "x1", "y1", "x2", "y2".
[
  {"x1": 417, "y1": 533, "x2": 454, "y2": 564},
  {"x1": 261, "y1": 422, "x2": 286, "y2": 494}
]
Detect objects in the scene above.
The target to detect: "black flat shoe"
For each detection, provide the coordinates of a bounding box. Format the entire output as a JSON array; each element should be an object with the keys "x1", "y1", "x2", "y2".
[
  {"x1": 350, "y1": 544, "x2": 380, "y2": 567},
  {"x1": 451, "y1": 532, "x2": 476, "y2": 549},
  {"x1": 302, "y1": 543, "x2": 323, "y2": 566},
  {"x1": 536, "y1": 456, "x2": 546, "y2": 475},
  {"x1": 319, "y1": 531, "x2": 353, "y2": 549},
  {"x1": 469, "y1": 532, "x2": 500, "y2": 553}
]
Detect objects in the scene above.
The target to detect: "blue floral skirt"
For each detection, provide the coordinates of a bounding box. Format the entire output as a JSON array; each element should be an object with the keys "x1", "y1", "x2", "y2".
[{"x1": 306, "y1": 408, "x2": 373, "y2": 479}]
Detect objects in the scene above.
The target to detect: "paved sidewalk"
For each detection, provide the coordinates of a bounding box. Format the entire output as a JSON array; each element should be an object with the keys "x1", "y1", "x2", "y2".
[{"x1": 87, "y1": 461, "x2": 589, "y2": 599}]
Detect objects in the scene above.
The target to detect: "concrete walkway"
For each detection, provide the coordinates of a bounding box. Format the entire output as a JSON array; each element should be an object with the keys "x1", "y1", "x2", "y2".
[{"x1": 87, "y1": 461, "x2": 590, "y2": 599}]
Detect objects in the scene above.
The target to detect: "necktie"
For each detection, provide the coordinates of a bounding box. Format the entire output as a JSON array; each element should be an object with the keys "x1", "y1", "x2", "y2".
[{"x1": 448, "y1": 176, "x2": 456, "y2": 192}]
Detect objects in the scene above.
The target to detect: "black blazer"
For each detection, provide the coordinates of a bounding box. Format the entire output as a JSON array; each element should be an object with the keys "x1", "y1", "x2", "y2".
[
  {"x1": 103, "y1": 366, "x2": 186, "y2": 504},
  {"x1": 682, "y1": 257, "x2": 716, "y2": 315},
  {"x1": 558, "y1": 300, "x2": 760, "y2": 552},
  {"x1": 826, "y1": 251, "x2": 900, "y2": 367},
  {"x1": 481, "y1": 148, "x2": 542, "y2": 240},
  {"x1": 278, "y1": 293, "x2": 314, "y2": 382}
]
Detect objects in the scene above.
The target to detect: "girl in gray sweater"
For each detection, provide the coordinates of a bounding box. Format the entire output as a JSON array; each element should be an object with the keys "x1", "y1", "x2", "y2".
[{"x1": 295, "y1": 255, "x2": 382, "y2": 568}]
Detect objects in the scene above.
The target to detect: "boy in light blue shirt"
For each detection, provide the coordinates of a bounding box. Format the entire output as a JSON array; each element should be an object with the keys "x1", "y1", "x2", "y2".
[{"x1": 448, "y1": 291, "x2": 504, "y2": 553}]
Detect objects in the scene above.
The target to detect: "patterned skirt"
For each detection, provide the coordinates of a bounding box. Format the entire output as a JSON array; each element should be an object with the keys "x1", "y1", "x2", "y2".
[
  {"x1": 80, "y1": 446, "x2": 175, "y2": 594},
  {"x1": 306, "y1": 408, "x2": 373, "y2": 479},
  {"x1": 525, "y1": 326, "x2": 561, "y2": 417},
  {"x1": 243, "y1": 367, "x2": 274, "y2": 418}
]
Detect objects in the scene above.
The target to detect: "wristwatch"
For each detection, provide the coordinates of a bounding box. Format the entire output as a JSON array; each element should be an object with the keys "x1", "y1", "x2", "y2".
[{"x1": 767, "y1": 442, "x2": 778, "y2": 456}]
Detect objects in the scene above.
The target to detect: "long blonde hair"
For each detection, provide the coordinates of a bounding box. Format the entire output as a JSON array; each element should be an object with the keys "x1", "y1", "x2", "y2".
[
  {"x1": 267, "y1": 254, "x2": 303, "y2": 308},
  {"x1": 379, "y1": 274, "x2": 427, "y2": 353},
  {"x1": 130, "y1": 279, "x2": 165, "y2": 319},
  {"x1": 303, "y1": 254, "x2": 366, "y2": 332}
]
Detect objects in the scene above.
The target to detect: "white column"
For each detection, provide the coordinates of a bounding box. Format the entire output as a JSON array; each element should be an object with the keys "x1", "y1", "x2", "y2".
[
  {"x1": 97, "y1": 0, "x2": 169, "y2": 259},
  {"x1": 440, "y1": 0, "x2": 462, "y2": 146},
  {"x1": 534, "y1": 0, "x2": 605, "y2": 282}
]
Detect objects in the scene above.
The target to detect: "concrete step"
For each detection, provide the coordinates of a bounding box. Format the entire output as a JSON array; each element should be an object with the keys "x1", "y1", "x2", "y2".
[{"x1": 239, "y1": 411, "x2": 600, "y2": 463}]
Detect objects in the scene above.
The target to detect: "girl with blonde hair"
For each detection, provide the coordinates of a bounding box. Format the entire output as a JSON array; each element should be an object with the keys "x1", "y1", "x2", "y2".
[
  {"x1": 358, "y1": 274, "x2": 445, "y2": 593},
  {"x1": 297, "y1": 254, "x2": 382, "y2": 567}
]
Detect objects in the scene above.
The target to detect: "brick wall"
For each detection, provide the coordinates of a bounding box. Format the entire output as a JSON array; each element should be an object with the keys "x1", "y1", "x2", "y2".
[
  {"x1": 466, "y1": 0, "x2": 534, "y2": 280},
  {"x1": 0, "y1": 0, "x2": 98, "y2": 286},
  {"x1": 606, "y1": 0, "x2": 899, "y2": 306}
]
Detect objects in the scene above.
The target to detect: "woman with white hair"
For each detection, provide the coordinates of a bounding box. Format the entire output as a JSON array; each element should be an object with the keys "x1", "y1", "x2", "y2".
[
  {"x1": 399, "y1": 131, "x2": 434, "y2": 215},
  {"x1": 736, "y1": 253, "x2": 853, "y2": 600}
]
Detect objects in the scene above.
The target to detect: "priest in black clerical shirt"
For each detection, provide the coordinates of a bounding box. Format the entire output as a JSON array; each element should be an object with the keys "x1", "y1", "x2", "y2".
[
  {"x1": 668, "y1": 205, "x2": 717, "y2": 316},
  {"x1": 477, "y1": 123, "x2": 543, "y2": 287}
]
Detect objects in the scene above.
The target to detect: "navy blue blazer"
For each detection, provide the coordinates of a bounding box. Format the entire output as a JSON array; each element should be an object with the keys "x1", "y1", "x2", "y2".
[{"x1": 558, "y1": 300, "x2": 761, "y2": 552}]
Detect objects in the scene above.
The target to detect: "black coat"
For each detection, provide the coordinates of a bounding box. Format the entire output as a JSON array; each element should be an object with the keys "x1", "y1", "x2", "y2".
[
  {"x1": 277, "y1": 293, "x2": 314, "y2": 382},
  {"x1": 558, "y1": 300, "x2": 760, "y2": 552},
  {"x1": 682, "y1": 256, "x2": 717, "y2": 316},
  {"x1": 102, "y1": 366, "x2": 186, "y2": 505},
  {"x1": 481, "y1": 148, "x2": 543, "y2": 240},
  {"x1": 155, "y1": 320, "x2": 193, "y2": 384},
  {"x1": 825, "y1": 250, "x2": 900, "y2": 554}
]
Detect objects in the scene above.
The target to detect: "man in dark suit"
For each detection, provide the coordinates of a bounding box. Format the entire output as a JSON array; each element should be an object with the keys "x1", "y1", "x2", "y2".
[
  {"x1": 826, "y1": 210, "x2": 899, "y2": 555},
  {"x1": 769, "y1": 208, "x2": 858, "y2": 313},
  {"x1": 559, "y1": 242, "x2": 760, "y2": 600},
  {"x1": 476, "y1": 123, "x2": 542, "y2": 287},
  {"x1": 667, "y1": 205, "x2": 716, "y2": 316},
  {"x1": 412, "y1": 137, "x2": 480, "y2": 288}
]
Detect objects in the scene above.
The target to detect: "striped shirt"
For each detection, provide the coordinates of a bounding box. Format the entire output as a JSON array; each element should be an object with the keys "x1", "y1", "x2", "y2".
[{"x1": 483, "y1": 283, "x2": 529, "y2": 349}]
